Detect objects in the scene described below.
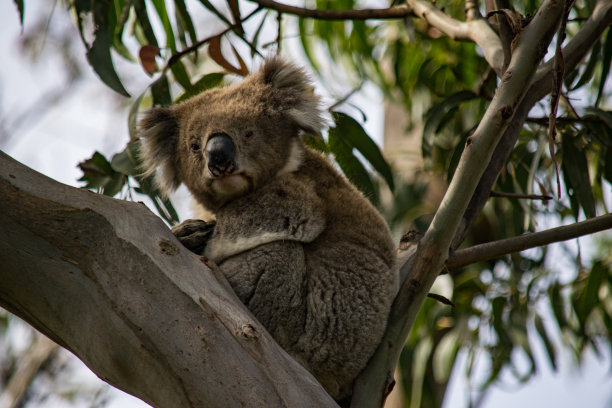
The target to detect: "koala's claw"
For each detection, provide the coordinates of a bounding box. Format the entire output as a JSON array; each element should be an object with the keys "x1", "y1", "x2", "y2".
[{"x1": 172, "y1": 219, "x2": 216, "y2": 255}]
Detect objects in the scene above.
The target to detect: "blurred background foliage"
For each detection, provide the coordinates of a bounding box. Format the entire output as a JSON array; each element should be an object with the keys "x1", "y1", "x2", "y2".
[{"x1": 3, "y1": 0, "x2": 612, "y2": 407}]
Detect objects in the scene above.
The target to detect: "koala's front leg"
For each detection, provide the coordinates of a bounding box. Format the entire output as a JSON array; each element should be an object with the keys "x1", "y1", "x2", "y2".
[{"x1": 171, "y1": 219, "x2": 216, "y2": 255}]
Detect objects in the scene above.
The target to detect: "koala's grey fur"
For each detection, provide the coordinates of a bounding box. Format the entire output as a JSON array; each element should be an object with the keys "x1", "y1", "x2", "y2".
[{"x1": 139, "y1": 57, "x2": 398, "y2": 400}]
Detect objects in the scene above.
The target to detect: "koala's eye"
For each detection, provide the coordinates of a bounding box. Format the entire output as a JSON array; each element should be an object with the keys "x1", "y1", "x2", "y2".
[
  {"x1": 190, "y1": 142, "x2": 201, "y2": 152},
  {"x1": 243, "y1": 131, "x2": 254, "y2": 141}
]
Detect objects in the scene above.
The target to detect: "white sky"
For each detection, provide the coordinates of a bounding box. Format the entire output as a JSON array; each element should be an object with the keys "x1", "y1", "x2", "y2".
[{"x1": 0, "y1": 1, "x2": 611, "y2": 408}]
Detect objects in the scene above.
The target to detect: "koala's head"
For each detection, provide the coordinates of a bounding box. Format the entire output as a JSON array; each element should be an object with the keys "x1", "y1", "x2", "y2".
[{"x1": 139, "y1": 57, "x2": 324, "y2": 211}]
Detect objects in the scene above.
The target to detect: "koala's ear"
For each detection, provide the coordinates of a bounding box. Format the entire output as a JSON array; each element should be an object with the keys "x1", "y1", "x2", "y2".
[
  {"x1": 138, "y1": 107, "x2": 181, "y2": 196},
  {"x1": 260, "y1": 57, "x2": 325, "y2": 136}
]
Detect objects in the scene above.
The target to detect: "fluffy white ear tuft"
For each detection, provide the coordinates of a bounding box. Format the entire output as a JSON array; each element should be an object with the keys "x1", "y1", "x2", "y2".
[
  {"x1": 138, "y1": 107, "x2": 181, "y2": 197},
  {"x1": 260, "y1": 57, "x2": 325, "y2": 136}
]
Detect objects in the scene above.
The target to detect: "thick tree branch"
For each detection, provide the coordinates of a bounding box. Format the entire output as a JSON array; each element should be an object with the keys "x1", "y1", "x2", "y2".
[
  {"x1": 351, "y1": 1, "x2": 565, "y2": 406},
  {"x1": 0, "y1": 151, "x2": 336, "y2": 408},
  {"x1": 447, "y1": 213, "x2": 612, "y2": 269},
  {"x1": 451, "y1": 0, "x2": 612, "y2": 249}
]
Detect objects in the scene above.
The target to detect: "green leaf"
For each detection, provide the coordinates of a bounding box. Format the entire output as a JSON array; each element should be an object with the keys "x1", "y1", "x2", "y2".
[
  {"x1": 175, "y1": 0, "x2": 197, "y2": 47},
  {"x1": 13, "y1": 0, "x2": 24, "y2": 29},
  {"x1": 170, "y1": 59, "x2": 193, "y2": 92},
  {"x1": 561, "y1": 134, "x2": 596, "y2": 218},
  {"x1": 110, "y1": 141, "x2": 140, "y2": 176},
  {"x1": 596, "y1": 28, "x2": 612, "y2": 106},
  {"x1": 331, "y1": 112, "x2": 395, "y2": 191},
  {"x1": 151, "y1": 74, "x2": 172, "y2": 106},
  {"x1": 329, "y1": 124, "x2": 378, "y2": 204},
  {"x1": 151, "y1": 0, "x2": 176, "y2": 51},
  {"x1": 128, "y1": 90, "x2": 146, "y2": 141},
  {"x1": 133, "y1": 0, "x2": 158, "y2": 46},
  {"x1": 175, "y1": 72, "x2": 225, "y2": 103},
  {"x1": 87, "y1": 1, "x2": 130, "y2": 96},
  {"x1": 534, "y1": 314, "x2": 558, "y2": 371},
  {"x1": 577, "y1": 261, "x2": 606, "y2": 321},
  {"x1": 568, "y1": 40, "x2": 600, "y2": 91},
  {"x1": 78, "y1": 151, "x2": 126, "y2": 196},
  {"x1": 423, "y1": 90, "x2": 478, "y2": 158}
]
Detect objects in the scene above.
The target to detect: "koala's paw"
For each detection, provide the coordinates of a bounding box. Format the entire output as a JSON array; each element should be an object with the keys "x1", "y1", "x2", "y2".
[{"x1": 171, "y1": 219, "x2": 216, "y2": 255}]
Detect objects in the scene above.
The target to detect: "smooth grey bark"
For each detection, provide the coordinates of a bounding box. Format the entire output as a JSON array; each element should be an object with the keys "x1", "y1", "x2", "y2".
[{"x1": 0, "y1": 150, "x2": 336, "y2": 408}]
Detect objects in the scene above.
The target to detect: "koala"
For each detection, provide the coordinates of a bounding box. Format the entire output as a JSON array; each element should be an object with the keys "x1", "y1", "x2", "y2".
[{"x1": 139, "y1": 57, "x2": 398, "y2": 401}]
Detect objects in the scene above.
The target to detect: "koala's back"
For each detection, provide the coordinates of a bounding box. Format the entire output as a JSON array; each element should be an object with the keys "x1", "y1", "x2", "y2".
[{"x1": 215, "y1": 147, "x2": 398, "y2": 400}]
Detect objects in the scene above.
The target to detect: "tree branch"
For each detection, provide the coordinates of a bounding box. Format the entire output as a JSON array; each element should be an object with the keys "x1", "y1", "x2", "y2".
[
  {"x1": 250, "y1": 1, "x2": 414, "y2": 20},
  {"x1": 450, "y1": 0, "x2": 612, "y2": 250},
  {"x1": 490, "y1": 190, "x2": 552, "y2": 200},
  {"x1": 163, "y1": 6, "x2": 264, "y2": 72},
  {"x1": 0, "y1": 150, "x2": 336, "y2": 408},
  {"x1": 252, "y1": 0, "x2": 505, "y2": 75},
  {"x1": 351, "y1": 1, "x2": 565, "y2": 406},
  {"x1": 447, "y1": 213, "x2": 612, "y2": 269}
]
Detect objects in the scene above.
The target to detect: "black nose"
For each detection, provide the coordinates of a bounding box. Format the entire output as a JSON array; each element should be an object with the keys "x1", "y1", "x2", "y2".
[{"x1": 205, "y1": 133, "x2": 236, "y2": 177}]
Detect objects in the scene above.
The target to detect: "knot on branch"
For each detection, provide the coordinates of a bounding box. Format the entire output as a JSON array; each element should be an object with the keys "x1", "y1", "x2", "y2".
[
  {"x1": 500, "y1": 105, "x2": 514, "y2": 120},
  {"x1": 158, "y1": 239, "x2": 179, "y2": 256}
]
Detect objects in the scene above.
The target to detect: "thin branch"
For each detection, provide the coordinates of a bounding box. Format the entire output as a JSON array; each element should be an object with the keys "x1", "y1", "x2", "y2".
[
  {"x1": 526, "y1": 116, "x2": 607, "y2": 125},
  {"x1": 447, "y1": 213, "x2": 612, "y2": 269},
  {"x1": 250, "y1": 1, "x2": 414, "y2": 20},
  {"x1": 490, "y1": 190, "x2": 552, "y2": 200},
  {"x1": 252, "y1": 0, "x2": 505, "y2": 75},
  {"x1": 163, "y1": 6, "x2": 264, "y2": 72}
]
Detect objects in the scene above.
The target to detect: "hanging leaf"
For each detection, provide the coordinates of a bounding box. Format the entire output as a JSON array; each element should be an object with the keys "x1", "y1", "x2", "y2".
[
  {"x1": 568, "y1": 40, "x2": 600, "y2": 91},
  {"x1": 331, "y1": 112, "x2": 395, "y2": 191},
  {"x1": 534, "y1": 314, "x2": 558, "y2": 371},
  {"x1": 208, "y1": 36, "x2": 248, "y2": 75},
  {"x1": 110, "y1": 141, "x2": 140, "y2": 176},
  {"x1": 139, "y1": 45, "x2": 160, "y2": 76},
  {"x1": 151, "y1": 74, "x2": 172, "y2": 106},
  {"x1": 175, "y1": 0, "x2": 198, "y2": 47},
  {"x1": 13, "y1": 0, "x2": 24, "y2": 29},
  {"x1": 423, "y1": 90, "x2": 478, "y2": 158},
  {"x1": 86, "y1": 1, "x2": 130, "y2": 97},
  {"x1": 133, "y1": 0, "x2": 158, "y2": 46},
  {"x1": 561, "y1": 134, "x2": 596, "y2": 219},
  {"x1": 328, "y1": 128, "x2": 378, "y2": 204},
  {"x1": 596, "y1": 28, "x2": 612, "y2": 106},
  {"x1": 151, "y1": 0, "x2": 177, "y2": 51},
  {"x1": 128, "y1": 91, "x2": 146, "y2": 141}
]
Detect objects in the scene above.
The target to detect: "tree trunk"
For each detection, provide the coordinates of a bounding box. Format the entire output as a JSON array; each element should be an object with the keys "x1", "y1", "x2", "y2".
[{"x1": 0, "y1": 150, "x2": 336, "y2": 408}]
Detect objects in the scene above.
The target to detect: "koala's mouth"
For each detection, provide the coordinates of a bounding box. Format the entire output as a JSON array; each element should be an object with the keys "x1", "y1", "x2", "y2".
[{"x1": 211, "y1": 173, "x2": 251, "y2": 197}]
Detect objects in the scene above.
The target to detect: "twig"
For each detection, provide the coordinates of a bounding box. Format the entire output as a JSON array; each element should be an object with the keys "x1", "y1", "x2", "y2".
[
  {"x1": 163, "y1": 6, "x2": 264, "y2": 73},
  {"x1": 490, "y1": 190, "x2": 552, "y2": 201},
  {"x1": 250, "y1": 1, "x2": 414, "y2": 20},
  {"x1": 328, "y1": 82, "x2": 365, "y2": 111},
  {"x1": 527, "y1": 116, "x2": 606, "y2": 125},
  {"x1": 548, "y1": 0, "x2": 575, "y2": 198},
  {"x1": 447, "y1": 212, "x2": 612, "y2": 269}
]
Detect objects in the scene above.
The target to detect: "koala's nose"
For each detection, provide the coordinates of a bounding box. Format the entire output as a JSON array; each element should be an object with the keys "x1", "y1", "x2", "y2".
[{"x1": 205, "y1": 132, "x2": 236, "y2": 177}]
